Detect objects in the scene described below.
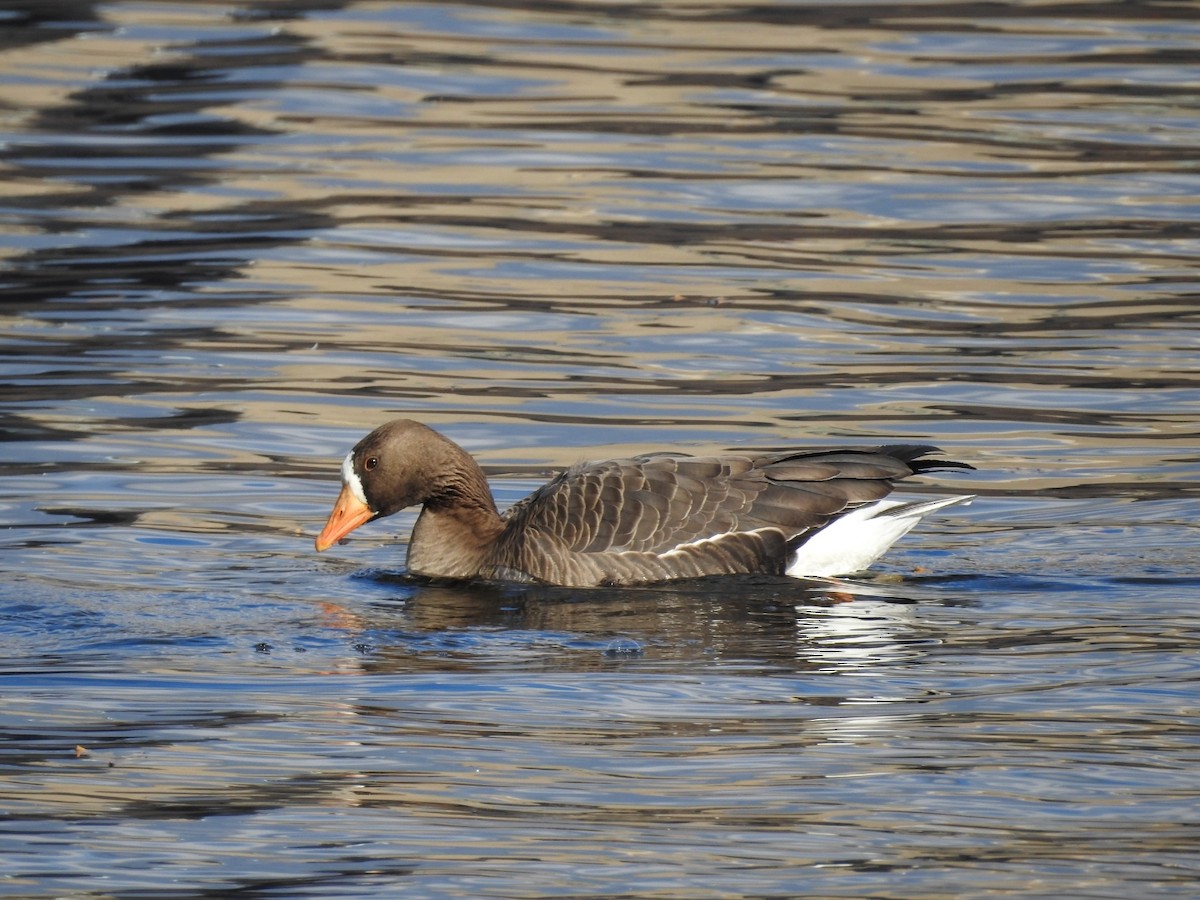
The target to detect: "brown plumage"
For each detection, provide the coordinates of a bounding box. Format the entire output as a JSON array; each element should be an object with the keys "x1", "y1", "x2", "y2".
[{"x1": 315, "y1": 419, "x2": 973, "y2": 587}]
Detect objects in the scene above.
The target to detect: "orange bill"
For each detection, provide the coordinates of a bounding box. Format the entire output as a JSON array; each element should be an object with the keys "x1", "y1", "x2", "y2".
[{"x1": 315, "y1": 482, "x2": 374, "y2": 551}]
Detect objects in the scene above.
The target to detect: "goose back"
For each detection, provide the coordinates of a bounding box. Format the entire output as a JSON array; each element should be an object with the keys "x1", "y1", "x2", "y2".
[{"x1": 476, "y1": 446, "x2": 962, "y2": 585}]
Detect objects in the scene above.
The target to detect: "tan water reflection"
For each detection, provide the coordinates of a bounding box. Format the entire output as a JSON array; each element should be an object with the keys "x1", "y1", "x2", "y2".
[{"x1": 2, "y1": 1, "x2": 1194, "y2": 496}]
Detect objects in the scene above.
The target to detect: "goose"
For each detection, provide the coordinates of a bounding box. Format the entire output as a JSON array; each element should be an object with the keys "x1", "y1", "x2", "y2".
[{"x1": 315, "y1": 419, "x2": 973, "y2": 587}]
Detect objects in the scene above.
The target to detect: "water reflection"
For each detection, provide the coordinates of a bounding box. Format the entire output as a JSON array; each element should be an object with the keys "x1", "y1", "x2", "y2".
[
  {"x1": 303, "y1": 570, "x2": 965, "y2": 681},
  {"x1": 798, "y1": 596, "x2": 931, "y2": 671}
]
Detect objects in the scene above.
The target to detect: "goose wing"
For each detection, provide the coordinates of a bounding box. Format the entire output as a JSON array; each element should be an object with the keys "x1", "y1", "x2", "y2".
[{"x1": 501, "y1": 446, "x2": 956, "y2": 556}]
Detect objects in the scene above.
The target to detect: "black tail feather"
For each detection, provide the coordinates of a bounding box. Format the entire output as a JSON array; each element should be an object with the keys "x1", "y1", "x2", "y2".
[{"x1": 878, "y1": 444, "x2": 976, "y2": 475}]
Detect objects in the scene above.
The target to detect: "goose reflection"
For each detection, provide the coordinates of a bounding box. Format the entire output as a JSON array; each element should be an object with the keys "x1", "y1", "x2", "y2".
[
  {"x1": 312, "y1": 566, "x2": 958, "y2": 677},
  {"x1": 796, "y1": 591, "x2": 936, "y2": 672}
]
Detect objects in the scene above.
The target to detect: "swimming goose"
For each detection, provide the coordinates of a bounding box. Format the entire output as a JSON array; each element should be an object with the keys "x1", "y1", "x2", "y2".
[{"x1": 315, "y1": 419, "x2": 973, "y2": 587}]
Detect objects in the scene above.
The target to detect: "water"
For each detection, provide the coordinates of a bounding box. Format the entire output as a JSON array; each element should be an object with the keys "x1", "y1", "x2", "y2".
[{"x1": 2, "y1": 0, "x2": 1198, "y2": 896}]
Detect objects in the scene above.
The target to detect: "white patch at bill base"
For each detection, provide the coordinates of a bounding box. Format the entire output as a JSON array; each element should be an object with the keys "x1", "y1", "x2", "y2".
[{"x1": 342, "y1": 452, "x2": 368, "y2": 506}]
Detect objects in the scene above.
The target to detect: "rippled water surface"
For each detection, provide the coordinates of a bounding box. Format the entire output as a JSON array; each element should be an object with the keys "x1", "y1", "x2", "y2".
[{"x1": 2, "y1": 0, "x2": 1198, "y2": 896}]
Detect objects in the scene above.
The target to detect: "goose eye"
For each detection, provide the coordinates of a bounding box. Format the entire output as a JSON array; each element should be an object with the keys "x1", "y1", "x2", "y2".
[{"x1": 364, "y1": 456, "x2": 379, "y2": 471}]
